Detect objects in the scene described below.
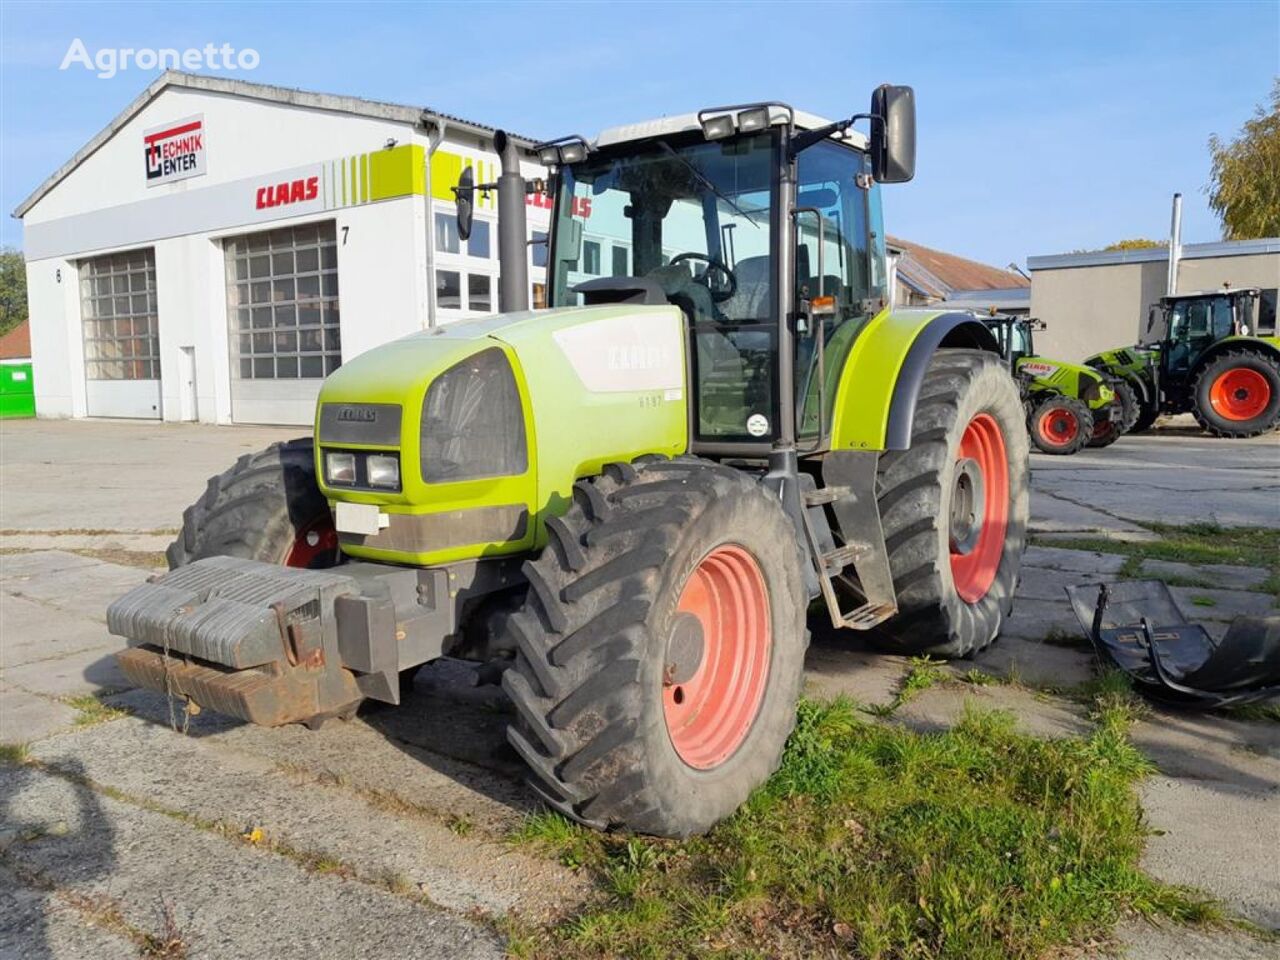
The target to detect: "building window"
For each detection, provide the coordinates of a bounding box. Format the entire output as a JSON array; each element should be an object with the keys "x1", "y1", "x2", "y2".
[
  {"x1": 80, "y1": 248, "x2": 159, "y2": 380},
  {"x1": 225, "y1": 221, "x2": 340, "y2": 380},
  {"x1": 583, "y1": 241, "x2": 601, "y2": 275},
  {"x1": 434, "y1": 212, "x2": 460, "y2": 254},
  {"x1": 531, "y1": 230, "x2": 548, "y2": 268},
  {"x1": 468, "y1": 220, "x2": 491, "y2": 259},
  {"x1": 469, "y1": 274, "x2": 492, "y2": 313},
  {"x1": 612, "y1": 245, "x2": 628, "y2": 277},
  {"x1": 436, "y1": 270, "x2": 462, "y2": 310}
]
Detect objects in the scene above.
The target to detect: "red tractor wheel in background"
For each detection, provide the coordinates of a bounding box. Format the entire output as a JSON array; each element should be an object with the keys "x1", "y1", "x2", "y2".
[
  {"x1": 1193, "y1": 350, "x2": 1280, "y2": 438},
  {"x1": 1028, "y1": 395, "x2": 1093, "y2": 455}
]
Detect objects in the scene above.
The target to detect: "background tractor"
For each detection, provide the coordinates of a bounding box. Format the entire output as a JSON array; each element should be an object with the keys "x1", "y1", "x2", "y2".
[
  {"x1": 108, "y1": 87, "x2": 1030, "y2": 838},
  {"x1": 984, "y1": 314, "x2": 1133, "y2": 454},
  {"x1": 1086, "y1": 287, "x2": 1280, "y2": 438}
]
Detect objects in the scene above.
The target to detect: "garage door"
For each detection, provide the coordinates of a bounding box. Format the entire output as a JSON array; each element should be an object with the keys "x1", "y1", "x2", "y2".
[
  {"x1": 80, "y1": 249, "x2": 162, "y2": 419},
  {"x1": 225, "y1": 221, "x2": 340, "y2": 425}
]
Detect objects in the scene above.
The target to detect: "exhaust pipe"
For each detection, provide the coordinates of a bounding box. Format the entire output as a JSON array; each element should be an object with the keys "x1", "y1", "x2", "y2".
[
  {"x1": 1166, "y1": 192, "x2": 1182, "y2": 297},
  {"x1": 494, "y1": 130, "x2": 530, "y2": 313}
]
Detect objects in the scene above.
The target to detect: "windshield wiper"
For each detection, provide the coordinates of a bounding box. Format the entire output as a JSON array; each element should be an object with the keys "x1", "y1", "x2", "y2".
[{"x1": 657, "y1": 142, "x2": 760, "y2": 228}]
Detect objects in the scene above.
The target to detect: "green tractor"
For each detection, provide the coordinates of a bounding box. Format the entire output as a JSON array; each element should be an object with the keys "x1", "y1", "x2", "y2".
[
  {"x1": 1087, "y1": 287, "x2": 1280, "y2": 438},
  {"x1": 983, "y1": 314, "x2": 1133, "y2": 455},
  {"x1": 108, "y1": 88, "x2": 1030, "y2": 838}
]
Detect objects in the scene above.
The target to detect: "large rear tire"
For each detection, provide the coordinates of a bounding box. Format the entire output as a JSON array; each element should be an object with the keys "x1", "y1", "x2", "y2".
[
  {"x1": 874, "y1": 350, "x2": 1029, "y2": 658},
  {"x1": 167, "y1": 438, "x2": 339, "y2": 570},
  {"x1": 501, "y1": 457, "x2": 808, "y2": 838},
  {"x1": 1191, "y1": 350, "x2": 1280, "y2": 438},
  {"x1": 1028, "y1": 394, "x2": 1093, "y2": 455}
]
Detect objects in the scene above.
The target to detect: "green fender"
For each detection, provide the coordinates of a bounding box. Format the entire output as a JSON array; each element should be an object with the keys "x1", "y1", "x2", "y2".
[
  {"x1": 826, "y1": 307, "x2": 1001, "y2": 452},
  {"x1": 1191, "y1": 334, "x2": 1280, "y2": 374},
  {"x1": 1014, "y1": 356, "x2": 1114, "y2": 412}
]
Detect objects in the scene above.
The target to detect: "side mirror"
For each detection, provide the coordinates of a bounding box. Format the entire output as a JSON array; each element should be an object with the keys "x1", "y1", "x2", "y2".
[
  {"x1": 453, "y1": 167, "x2": 474, "y2": 241},
  {"x1": 869, "y1": 85, "x2": 916, "y2": 184}
]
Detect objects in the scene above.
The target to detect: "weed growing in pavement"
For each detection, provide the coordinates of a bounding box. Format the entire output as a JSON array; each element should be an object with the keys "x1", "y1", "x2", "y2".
[
  {"x1": 1037, "y1": 523, "x2": 1280, "y2": 599},
  {"x1": 66, "y1": 693, "x2": 130, "y2": 727},
  {"x1": 1190, "y1": 595, "x2": 1217, "y2": 607},
  {"x1": 0, "y1": 742, "x2": 30, "y2": 765},
  {"x1": 510, "y1": 695, "x2": 1221, "y2": 959}
]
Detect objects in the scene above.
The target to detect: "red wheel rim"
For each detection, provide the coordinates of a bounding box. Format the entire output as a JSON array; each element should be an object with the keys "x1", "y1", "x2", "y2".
[
  {"x1": 663, "y1": 545, "x2": 771, "y2": 770},
  {"x1": 1209, "y1": 368, "x2": 1270, "y2": 422},
  {"x1": 284, "y1": 517, "x2": 339, "y2": 568},
  {"x1": 1037, "y1": 406, "x2": 1079, "y2": 446},
  {"x1": 950, "y1": 414, "x2": 1009, "y2": 603},
  {"x1": 1091, "y1": 418, "x2": 1114, "y2": 440}
]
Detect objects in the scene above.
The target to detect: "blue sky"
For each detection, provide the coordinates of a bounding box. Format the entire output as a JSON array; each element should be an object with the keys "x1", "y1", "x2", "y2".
[{"x1": 1, "y1": 0, "x2": 1276, "y2": 268}]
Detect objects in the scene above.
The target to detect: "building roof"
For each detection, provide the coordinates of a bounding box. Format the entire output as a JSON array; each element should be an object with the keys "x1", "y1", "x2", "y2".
[
  {"x1": 888, "y1": 235, "x2": 1029, "y2": 300},
  {"x1": 1026, "y1": 237, "x2": 1280, "y2": 271},
  {"x1": 13, "y1": 71, "x2": 540, "y2": 219},
  {"x1": 936, "y1": 286, "x2": 1032, "y2": 312},
  {"x1": 0, "y1": 320, "x2": 31, "y2": 360}
]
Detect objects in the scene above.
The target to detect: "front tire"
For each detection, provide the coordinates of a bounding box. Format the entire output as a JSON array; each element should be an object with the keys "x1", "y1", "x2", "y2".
[
  {"x1": 874, "y1": 350, "x2": 1029, "y2": 658},
  {"x1": 1191, "y1": 350, "x2": 1280, "y2": 438},
  {"x1": 1028, "y1": 394, "x2": 1093, "y2": 455},
  {"x1": 167, "y1": 438, "x2": 338, "y2": 570},
  {"x1": 501, "y1": 457, "x2": 808, "y2": 838}
]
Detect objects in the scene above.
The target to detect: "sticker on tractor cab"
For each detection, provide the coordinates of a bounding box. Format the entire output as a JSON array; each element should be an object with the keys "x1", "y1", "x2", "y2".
[
  {"x1": 1020, "y1": 360, "x2": 1058, "y2": 377},
  {"x1": 746, "y1": 414, "x2": 770, "y2": 437}
]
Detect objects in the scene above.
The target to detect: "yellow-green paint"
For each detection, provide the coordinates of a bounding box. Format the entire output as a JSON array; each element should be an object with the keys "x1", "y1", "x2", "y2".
[
  {"x1": 368, "y1": 144, "x2": 425, "y2": 200},
  {"x1": 316, "y1": 305, "x2": 687, "y2": 566},
  {"x1": 429, "y1": 149, "x2": 497, "y2": 209},
  {"x1": 827, "y1": 306, "x2": 953, "y2": 450}
]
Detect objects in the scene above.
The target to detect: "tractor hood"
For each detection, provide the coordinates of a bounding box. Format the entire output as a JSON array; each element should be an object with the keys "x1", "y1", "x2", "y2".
[
  {"x1": 1015, "y1": 355, "x2": 1114, "y2": 408},
  {"x1": 314, "y1": 304, "x2": 688, "y2": 566}
]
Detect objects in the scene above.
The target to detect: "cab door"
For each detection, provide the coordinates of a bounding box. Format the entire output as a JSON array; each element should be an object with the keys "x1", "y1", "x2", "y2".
[
  {"x1": 793, "y1": 141, "x2": 876, "y2": 446},
  {"x1": 1164, "y1": 298, "x2": 1218, "y2": 381}
]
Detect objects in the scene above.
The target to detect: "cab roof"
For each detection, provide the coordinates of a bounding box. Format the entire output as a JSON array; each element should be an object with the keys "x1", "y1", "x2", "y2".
[
  {"x1": 595, "y1": 106, "x2": 867, "y2": 151},
  {"x1": 1162, "y1": 288, "x2": 1261, "y2": 301}
]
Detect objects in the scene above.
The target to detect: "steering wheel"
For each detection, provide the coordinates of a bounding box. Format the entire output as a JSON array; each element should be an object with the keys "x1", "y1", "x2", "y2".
[{"x1": 670, "y1": 252, "x2": 737, "y2": 304}]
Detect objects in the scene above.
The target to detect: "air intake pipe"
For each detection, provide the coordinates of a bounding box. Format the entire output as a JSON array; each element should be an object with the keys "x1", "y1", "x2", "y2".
[{"x1": 494, "y1": 130, "x2": 530, "y2": 313}]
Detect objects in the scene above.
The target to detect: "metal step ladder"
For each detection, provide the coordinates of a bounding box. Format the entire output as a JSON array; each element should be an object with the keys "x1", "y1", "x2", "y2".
[{"x1": 799, "y1": 482, "x2": 898, "y2": 631}]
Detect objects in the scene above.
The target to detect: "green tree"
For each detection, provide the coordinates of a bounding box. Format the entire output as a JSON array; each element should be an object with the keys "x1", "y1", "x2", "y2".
[
  {"x1": 1102, "y1": 239, "x2": 1164, "y2": 251},
  {"x1": 0, "y1": 247, "x2": 27, "y2": 336},
  {"x1": 1207, "y1": 80, "x2": 1280, "y2": 240}
]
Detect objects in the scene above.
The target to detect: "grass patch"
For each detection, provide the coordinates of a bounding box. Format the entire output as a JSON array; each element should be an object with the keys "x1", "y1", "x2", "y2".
[
  {"x1": 1037, "y1": 522, "x2": 1280, "y2": 598},
  {"x1": 513, "y1": 696, "x2": 1216, "y2": 958},
  {"x1": 65, "y1": 693, "x2": 130, "y2": 727},
  {"x1": 1223, "y1": 702, "x2": 1280, "y2": 724},
  {"x1": 0, "y1": 742, "x2": 30, "y2": 765},
  {"x1": 1190, "y1": 595, "x2": 1217, "y2": 608}
]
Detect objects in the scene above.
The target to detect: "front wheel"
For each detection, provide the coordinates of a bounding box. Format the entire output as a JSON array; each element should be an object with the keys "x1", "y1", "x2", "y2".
[
  {"x1": 167, "y1": 437, "x2": 340, "y2": 569},
  {"x1": 501, "y1": 457, "x2": 808, "y2": 837},
  {"x1": 1191, "y1": 350, "x2": 1280, "y2": 438},
  {"x1": 874, "y1": 350, "x2": 1029, "y2": 658},
  {"x1": 1028, "y1": 394, "x2": 1093, "y2": 455}
]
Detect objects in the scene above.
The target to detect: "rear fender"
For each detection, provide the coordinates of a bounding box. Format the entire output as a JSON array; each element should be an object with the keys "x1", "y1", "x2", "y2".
[
  {"x1": 1190, "y1": 336, "x2": 1280, "y2": 380},
  {"x1": 829, "y1": 308, "x2": 1001, "y2": 452}
]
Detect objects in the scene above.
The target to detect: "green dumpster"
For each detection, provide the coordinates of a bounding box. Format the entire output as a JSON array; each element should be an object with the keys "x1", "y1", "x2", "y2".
[{"x1": 0, "y1": 362, "x2": 35, "y2": 418}]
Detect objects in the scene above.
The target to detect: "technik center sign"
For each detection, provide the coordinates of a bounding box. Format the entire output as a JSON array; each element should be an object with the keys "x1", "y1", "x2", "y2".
[{"x1": 144, "y1": 114, "x2": 206, "y2": 186}]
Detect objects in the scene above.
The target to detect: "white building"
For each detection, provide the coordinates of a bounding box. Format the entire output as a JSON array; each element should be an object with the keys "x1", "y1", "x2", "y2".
[{"x1": 13, "y1": 71, "x2": 554, "y2": 425}]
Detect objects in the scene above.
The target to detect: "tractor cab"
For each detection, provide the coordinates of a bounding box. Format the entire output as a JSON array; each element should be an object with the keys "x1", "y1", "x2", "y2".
[
  {"x1": 462, "y1": 91, "x2": 918, "y2": 456},
  {"x1": 1155, "y1": 288, "x2": 1263, "y2": 379}
]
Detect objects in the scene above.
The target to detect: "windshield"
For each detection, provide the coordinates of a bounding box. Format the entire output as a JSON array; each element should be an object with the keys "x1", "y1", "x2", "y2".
[
  {"x1": 550, "y1": 131, "x2": 779, "y2": 441},
  {"x1": 549, "y1": 132, "x2": 775, "y2": 317}
]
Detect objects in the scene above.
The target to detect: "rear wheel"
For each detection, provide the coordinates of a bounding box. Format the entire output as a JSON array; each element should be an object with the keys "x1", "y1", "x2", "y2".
[
  {"x1": 501, "y1": 457, "x2": 808, "y2": 837},
  {"x1": 167, "y1": 437, "x2": 339, "y2": 570},
  {"x1": 1110, "y1": 379, "x2": 1140, "y2": 433},
  {"x1": 874, "y1": 350, "x2": 1029, "y2": 658},
  {"x1": 1192, "y1": 350, "x2": 1280, "y2": 438},
  {"x1": 1028, "y1": 394, "x2": 1093, "y2": 455}
]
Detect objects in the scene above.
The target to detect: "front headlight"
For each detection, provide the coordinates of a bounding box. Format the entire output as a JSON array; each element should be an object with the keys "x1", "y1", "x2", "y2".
[
  {"x1": 366, "y1": 454, "x2": 400, "y2": 489},
  {"x1": 326, "y1": 452, "x2": 356, "y2": 485}
]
